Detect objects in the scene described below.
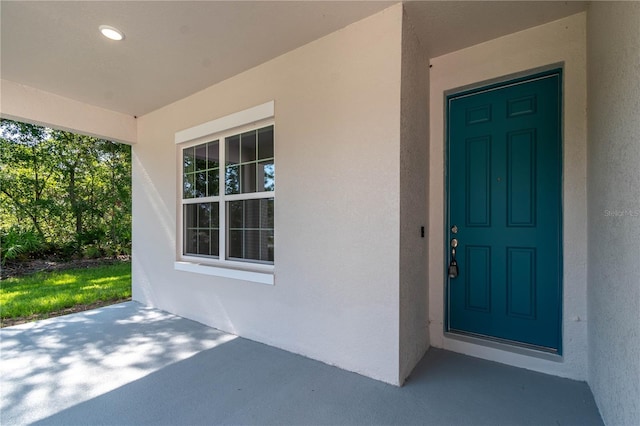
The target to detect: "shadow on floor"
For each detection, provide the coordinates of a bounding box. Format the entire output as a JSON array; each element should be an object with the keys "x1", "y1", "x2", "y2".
[{"x1": 1, "y1": 302, "x2": 602, "y2": 426}]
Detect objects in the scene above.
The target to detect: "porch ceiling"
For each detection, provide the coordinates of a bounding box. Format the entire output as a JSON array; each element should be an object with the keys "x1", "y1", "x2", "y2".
[{"x1": 1, "y1": 1, "x2": 586, "y2": 118}]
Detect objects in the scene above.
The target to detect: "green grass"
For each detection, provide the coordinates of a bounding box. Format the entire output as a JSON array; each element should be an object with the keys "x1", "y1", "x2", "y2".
[{"x1": 0, "y1": 262, "x2": 131, "y2": 321}]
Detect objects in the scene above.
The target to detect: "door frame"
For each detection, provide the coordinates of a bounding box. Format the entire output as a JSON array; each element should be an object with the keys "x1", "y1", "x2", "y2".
[{"x1": 443, "y1": 66, "x2": 564, "y2": 354}]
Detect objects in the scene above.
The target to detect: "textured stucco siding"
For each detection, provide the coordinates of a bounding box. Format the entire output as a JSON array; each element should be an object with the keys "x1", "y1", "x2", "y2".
[
  {"x1": 587, "y1": 3, "x2": 640, "y2": 425},
  {"x1": 133, "y1": 5, "x2": 405, "y2": 385},
  {"x1": 399, "y1": 8, "x2": 430, "y2": 384}
]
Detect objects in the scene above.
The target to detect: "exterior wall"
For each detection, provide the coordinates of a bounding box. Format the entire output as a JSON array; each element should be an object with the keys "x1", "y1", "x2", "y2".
[
  {"x1": 587, "y1": 3, "x2": 640, "y2": 425},
  {"x1": 428, "y1": 13, "x2": 588, "y2": 379},
  {"x1": 133, "y1": 5, "x2": 405, "y2": 385},
  {"x1": 398, "y1": 9, "x2": 430, "y2": 384},
  {"x1": 0, "y1": 79, "x2": 136, "y2": 144}
]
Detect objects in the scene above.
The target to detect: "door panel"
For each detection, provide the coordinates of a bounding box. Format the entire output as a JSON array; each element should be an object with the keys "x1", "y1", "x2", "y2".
[
  {"x1": 465, "y1": 136, "x2": 492, "y2": 227},
  {"x1": 447, "y1": 71, "x2": 562, "y2": 352}
]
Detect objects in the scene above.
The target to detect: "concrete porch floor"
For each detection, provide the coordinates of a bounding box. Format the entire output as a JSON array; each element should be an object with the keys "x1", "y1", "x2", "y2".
[{"x1": 0, "y1": 302, "x2": 602, "y2": 425}]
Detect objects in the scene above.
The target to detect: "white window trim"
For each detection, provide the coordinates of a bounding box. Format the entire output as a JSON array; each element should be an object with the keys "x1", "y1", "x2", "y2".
[
  {"x1": 174, "y1": 261, "x2": 274, "y2": 286},
  {"x1": 175, "y1": 101, "x2": 275, "y2": 285},
  {"x1": 175, "y1": 101, "x2": 274, "y2": 145}
]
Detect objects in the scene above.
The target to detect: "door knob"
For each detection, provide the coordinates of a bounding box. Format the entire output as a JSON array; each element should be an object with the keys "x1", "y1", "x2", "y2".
[
  {"x1": 448, "y1": 246, "x2": 459, "y2": 279},
  {"x1": 449, "y1": 230, "x2": 459, "y2": 279}
]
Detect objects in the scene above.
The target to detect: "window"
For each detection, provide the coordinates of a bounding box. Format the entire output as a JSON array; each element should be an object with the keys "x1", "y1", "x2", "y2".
[
  {"x1": 176, "y1": 102, "x2": 275, "y2": 280},
  {"x1": 182, "y1": 125, "x2": 274, "y2": 265}
]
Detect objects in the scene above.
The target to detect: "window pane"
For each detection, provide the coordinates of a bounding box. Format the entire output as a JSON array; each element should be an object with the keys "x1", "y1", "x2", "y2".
[
  {"x1": 184, "y1": 202, "x2": 219, "y2": 257},
  {"x1": 258, "y1": 126, "x2": 274, "y2": 160},
  {"x1": 195, "y1": 144, "x2": 207, "y2": 171},
  {"x1": 184, "y1": 173, "x2": 195, "y2": 199},
  {"x1": 183, "y1": 147, "x2": 195, "y2": 174},
  {"x1": 226, "y1": 165, "x2": 240, "y2": 194},
  {"x1": 227, "y1": 200, "x2": 243, "y2": 229},
  {"x1": 241, "y1": 130, "x2": 257, "y2": 163},
  {"x1": 227, "y1": 200, "x2": 245, "y2": 261},
  {"x1": 211, "y1": 230, "x2": 220, "y2": 256},
  {"x1": 207, "y1": 140, "x2": 220, "y2": 169},
  {"x1": 197, "y1": 203, "x2": 211, "y2": 227},
  {"x1": 244, "y1": 199, "x2": 260, "y2": 228},
  {"x1": 258, "y1": 161, "x2": 275, "y2": 192},
  {"x1": 262, "y1": 198, "x2": 274, "y2": 228},
  {"x1": 244, "y1": 230, "x2": 260, "y2": 260},
  {"x1": 226, "y1": 198, "x2": 274, "y2": 263},
  {"x1": 185, "y1": 204, "x2": 198, "y2": 228},
  {"x1": 226, "y1": 135, "x2": 240, "y2": 165},
  {"x1": 185, "y1": 229, "x2": 197, "y2": 255},
  {"x1": 195, "y1": 171, "x2": 207, "y2": 197},
  {"x1": 228, "y1": 230, "x2": 243, "y2": 259},
  {"x1": 207, "y1": 169, "x2": 219, "y2": 197},
  {"x1": 241, "y1": 163, "x2": 257, "y2": 193},
  {"x1": 260, "y1": 230, "x2": 275, "y2": 262},
  {"x1": 197, "y1": 230, "x2": 211, "y2": 255},
  {"x1": 212, "y1": 202, "x2": 220, "y2": 226}
]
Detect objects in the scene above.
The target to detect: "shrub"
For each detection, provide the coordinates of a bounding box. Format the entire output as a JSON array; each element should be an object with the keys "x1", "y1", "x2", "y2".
[
  {"x1": 58, "y1": 241, "x2": 81, "y2": 260},
  {"x1": 0, "y1": 227, "x2": 44, "y2": 263},
  {"x1": 83, "y1": 245, "x2": 103, "y2": 259}
]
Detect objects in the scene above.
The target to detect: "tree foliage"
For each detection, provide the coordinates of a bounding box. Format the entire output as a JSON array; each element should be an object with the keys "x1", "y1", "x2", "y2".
[{"x1": 0, "y1": 119, "x2": 131, "y2": 262}]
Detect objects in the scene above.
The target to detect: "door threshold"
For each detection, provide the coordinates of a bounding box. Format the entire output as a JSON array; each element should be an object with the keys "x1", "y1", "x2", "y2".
[{"x1": 445, "y1": 330, "x2": 563, "y2": 362}]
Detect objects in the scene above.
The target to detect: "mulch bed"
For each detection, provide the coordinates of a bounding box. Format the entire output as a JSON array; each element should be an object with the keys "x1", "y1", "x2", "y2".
[{"x1": 0, "y1": 256, "x2": 132, "y2": 328}]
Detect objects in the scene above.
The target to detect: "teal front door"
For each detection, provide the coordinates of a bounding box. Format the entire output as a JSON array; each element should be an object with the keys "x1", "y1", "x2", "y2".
[{"x1": 447, "y1": 70, "x2": 562, "y2": 352}]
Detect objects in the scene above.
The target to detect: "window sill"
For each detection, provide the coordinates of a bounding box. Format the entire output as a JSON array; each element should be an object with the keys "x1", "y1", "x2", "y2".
[{"x1": 174, "y1": 261, "x2": 274, "y2": 285}]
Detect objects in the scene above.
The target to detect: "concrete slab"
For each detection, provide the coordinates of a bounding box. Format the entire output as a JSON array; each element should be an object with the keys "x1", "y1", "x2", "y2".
[{"x1": 1, "y1": 302, "x2": 602, "y2": 425}]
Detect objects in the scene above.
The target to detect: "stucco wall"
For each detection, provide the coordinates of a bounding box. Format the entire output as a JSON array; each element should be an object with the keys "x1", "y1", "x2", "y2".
[
  {"x1": 133, "y1": 5, "x2": 404, "y2": 385},
  {"x1": 428, "y1": 13, "x2": 588, "y2": 379},
  {"x1": 398, "y1": 9, "x2": 430, "y2": 384},
  {"x1": 587, "y1": 3, "x2": 640, "y2": 425}
]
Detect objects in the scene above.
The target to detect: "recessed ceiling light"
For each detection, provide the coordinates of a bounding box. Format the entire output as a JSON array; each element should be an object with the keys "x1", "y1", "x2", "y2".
[{"x1": 99, "y1": 25, "x2": 125, "y2": 41}]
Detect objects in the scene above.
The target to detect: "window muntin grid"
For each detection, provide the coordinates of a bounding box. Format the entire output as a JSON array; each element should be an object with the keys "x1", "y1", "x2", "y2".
[
  {"x1": 225, "y1": 126, "x2": 275, "y2": 195},
  {"x1": 183, "y1": 140, "x2": 220, "y2": 198},
  {"x1": 181, "y1": 124, "x2": 274, "y2": 265},
  {"x1": 227, "y1": 198, "x2": 274, "y2": 263},
  {"x1": 184, "y1": 202, "x2": 219, "y2": 257}
]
